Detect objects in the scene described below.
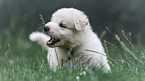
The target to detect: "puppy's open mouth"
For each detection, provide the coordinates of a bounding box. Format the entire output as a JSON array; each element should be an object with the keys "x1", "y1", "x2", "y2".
[{"x1": 47, "y1": 37, "x2": 60, "y2": 47}]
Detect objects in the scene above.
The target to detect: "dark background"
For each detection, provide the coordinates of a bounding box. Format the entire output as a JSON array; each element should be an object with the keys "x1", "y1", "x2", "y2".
[{"x1": 0, "y1": 0, "x2": 145, "y2": 43}]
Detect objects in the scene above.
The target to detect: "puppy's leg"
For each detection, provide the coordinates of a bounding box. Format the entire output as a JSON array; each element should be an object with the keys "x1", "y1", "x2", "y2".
[
  {"x1": 29, "y1": 32, "x2": 59, "y2": 69},
  {"x1": 47, "y1": 48, "x2": 58, "y2": 69},
  {"x1": 47, "y1": 47, "x2": 69, "y2": 69},
  {"x1": 29, "y1": 32, "x2": 50, "y2": 51},
  {"x1": 102, "y1": 63, "x2": 111, "y2": 73}
]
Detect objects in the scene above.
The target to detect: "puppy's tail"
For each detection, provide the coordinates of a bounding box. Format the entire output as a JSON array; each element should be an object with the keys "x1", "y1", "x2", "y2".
[{"x1": 29, "y1": 32, "x2": 50, "y2": 51}]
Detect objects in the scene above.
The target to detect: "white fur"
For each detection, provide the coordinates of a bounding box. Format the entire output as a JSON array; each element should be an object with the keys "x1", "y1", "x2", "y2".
[{"x1": 29, "y1": 8, "x2": 111, "y2": 72}]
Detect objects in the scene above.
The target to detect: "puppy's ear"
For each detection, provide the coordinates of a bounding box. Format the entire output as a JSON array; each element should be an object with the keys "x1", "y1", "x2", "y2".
[{"x1": 74, "y1": 20, "x2": 88, "y2": 31}]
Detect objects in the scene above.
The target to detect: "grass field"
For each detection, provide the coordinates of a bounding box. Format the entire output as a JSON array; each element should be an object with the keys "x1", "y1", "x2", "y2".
[{"x1": 0, "y1": 29, "x2": 145, "y2": 81}]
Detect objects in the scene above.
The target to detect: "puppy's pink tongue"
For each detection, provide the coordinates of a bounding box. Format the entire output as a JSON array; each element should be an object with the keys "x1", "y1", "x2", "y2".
[
  {"x1": 47, "y1": 41, "x2": 52, "y2": 44},
  {"x1": 47, "y1": 37, "x2": 54, "y2": 45},
  {"x1": 47, "y1": 37, "x2": 60, "y2": 45}
]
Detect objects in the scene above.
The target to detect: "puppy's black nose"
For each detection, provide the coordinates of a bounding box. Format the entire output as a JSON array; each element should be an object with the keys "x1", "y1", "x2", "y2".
[{"x1": 43, "y1": 26, "x2": 50, "y2": 33}]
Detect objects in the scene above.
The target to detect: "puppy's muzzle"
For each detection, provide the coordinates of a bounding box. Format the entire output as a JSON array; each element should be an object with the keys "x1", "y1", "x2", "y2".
[{"x1": 43, "y1": 26, "x2": 50, "y2": 33}]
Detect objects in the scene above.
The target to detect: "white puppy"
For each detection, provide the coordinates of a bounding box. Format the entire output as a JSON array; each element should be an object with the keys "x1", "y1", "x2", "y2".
[{"x1": 29, "y1": 8, "x2": 111, "y2": 71}]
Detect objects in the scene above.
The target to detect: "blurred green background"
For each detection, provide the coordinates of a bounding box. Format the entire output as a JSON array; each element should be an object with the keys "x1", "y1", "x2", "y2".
[{"x1": 0, "y1": 0, "x2": 145, "y2": 43}]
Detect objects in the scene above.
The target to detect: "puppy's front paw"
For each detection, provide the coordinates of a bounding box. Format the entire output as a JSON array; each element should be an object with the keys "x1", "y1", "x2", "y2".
[
  {"x1": 29, "y1": 32, "x2": 50, "y2": 50},
  {"x1": 29, "y1": 32, "x2": 43, "y2": 42}
]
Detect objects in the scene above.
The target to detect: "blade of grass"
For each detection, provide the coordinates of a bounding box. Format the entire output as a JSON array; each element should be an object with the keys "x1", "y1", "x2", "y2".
[
  {"x1": 122, "y1": 30, "x2": 133, "y2": 47},
  {"x1": 39, "y1": 14, "x2": 45, "y2": 25},
  {"x1": 104, "y1": 40, "x2": 121, "y2": 51}
]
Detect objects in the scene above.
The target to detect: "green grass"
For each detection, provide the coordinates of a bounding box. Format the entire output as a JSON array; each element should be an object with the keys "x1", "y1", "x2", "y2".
[{"x1": 0, "y1": 29, "x2": 145, "y2": 81}]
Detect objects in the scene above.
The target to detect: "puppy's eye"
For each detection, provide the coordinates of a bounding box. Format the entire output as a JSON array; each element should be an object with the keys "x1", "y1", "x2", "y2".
[{"x1": 59, "y1": 23, "x2": 66, "y2": 28}]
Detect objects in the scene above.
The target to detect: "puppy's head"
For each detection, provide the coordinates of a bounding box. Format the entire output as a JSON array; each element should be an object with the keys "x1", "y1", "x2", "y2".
[{"x1": 43, "y1": 8, "x2": 90, "y2": 48}]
